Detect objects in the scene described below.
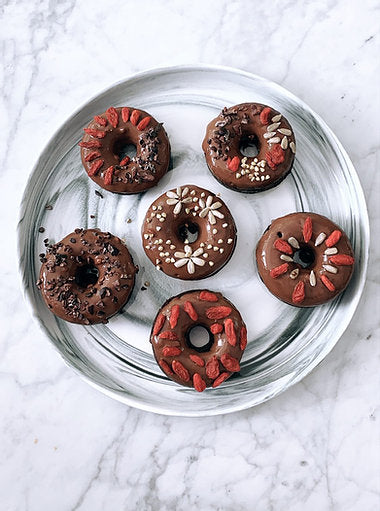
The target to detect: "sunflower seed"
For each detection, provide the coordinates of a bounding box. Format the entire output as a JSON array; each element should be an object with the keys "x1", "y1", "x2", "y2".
[
  {"x1": 324, "y1": 247, "x2": 338, "y2": 255},
  {"x1": 309, "y1": 270, "x2": 316, "y2": 287},
  {"x1": 280, "y1": 254, "x2": 293, "y2": 262},
  {"x1": 290, "y1": 141, "x2": 296, "y2": 153},
  {"x1": 323, "y1": 264, "x2": 338, "y2": 274},
  {"x1": 271, "y1": 114, "x2": 282, "y2": 123},
  {"x1": 278, "y1": 128, "x2": 292, "y2": 136},
  {"x1": 288, "y1": 236, "x2": 300, "y2": 249},
  {"x1": 267, "y1": 122, "x2": 281, "y2": 132},
  {"x1": 290, "y1": 268, "x2": 299, "y2": 279},
  {"x1": 315, "y1": 232, "x2": 326, "y2": 246},
  {"x1": 268, "y1": 137, "x2": 280, "y2": 144},
  {"x1": 264, "y1": 132, "x2": 276, "y2": 139},
  {"x1": 281, "y1": 136, "x2": 288, "y2": 149}
]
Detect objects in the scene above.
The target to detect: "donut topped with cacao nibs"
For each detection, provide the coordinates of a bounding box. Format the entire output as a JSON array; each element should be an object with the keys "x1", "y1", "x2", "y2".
[
  {"x1": 142, "y1": 184, "x2": 237, "y2": 280},
  {"x1": 80, "y1": 107, "x2": 170, "y2": 194},
  {"x1": 202, "y1": 103, "x2": 296, "y2": 193},
  {"x1": 151, "y1": 290, "x2": 247, "y2": 391},
  {"x1": 37, "y1": 229, "x2": 138, "y2": 324},
  {"x1": 256, "y1": 212, "x2": 355, "y2": 307}
]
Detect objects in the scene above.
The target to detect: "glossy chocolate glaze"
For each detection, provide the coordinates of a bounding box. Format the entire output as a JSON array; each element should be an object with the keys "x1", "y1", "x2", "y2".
[
  {"x1": 142, "y1": 185, "x2": 237, "y2": 280},
  {"x1": 256, "y1": 213, "x2": 355, "y2": 307},
  {"x1": 202, "y1": 102, "x2": 295, "y2": 193},
  {"x1": 151, "y1": 290, "x2": 247, "y2": 389},
  {"x1": 37, "y1": 229, "x2": 137, "y2": 324},
  {"x1": 80, "y1": 107, "x2": 170, "y2": 194}
]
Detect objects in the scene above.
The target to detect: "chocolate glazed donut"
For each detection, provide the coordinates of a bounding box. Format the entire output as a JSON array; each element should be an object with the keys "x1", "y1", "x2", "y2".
[
  {"x1": 142, "y1": 185, "x2": 237, "y2": 280},
  {"x1": 151, "y1": 290, "x2": 247, "y2": 391},
  {"x1": 37, "y1": 229, "x2": 138, "y2": 324},
  {"x1": 79, "y1": 107, "x2": 170, "y2": 194},
  {"x1": 256, "y1": 213, "x2": 355, "y2": 307},
  {"x1": 202, "y1": 103, "x2": 296, "y2": 193}
]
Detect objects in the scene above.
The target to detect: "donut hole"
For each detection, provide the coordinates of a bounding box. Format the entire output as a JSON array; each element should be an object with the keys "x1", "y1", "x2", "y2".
[
  {"x1": 75, "y1": 263, "x2": 99, "y2": 288},
  {"x1": 178, "y1": 221, "x2": 199, "y2": 244},
  {"x1": 293, "y1": 245, "x2": 315, "y2": 269},
  {"x1": 186, "y1": 325, "x2": 214, "y2": 353},
  {"x1": 239, "y1": 134, "x2": 260, "y2": 157},
  {"x1": 113, "y1": 138, "x2": 137, "y2": 162}
]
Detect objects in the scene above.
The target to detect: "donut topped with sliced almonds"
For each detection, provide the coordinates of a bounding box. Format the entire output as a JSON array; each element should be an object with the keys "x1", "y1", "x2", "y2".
[
  {"x1": 79, "y1": 107, "x2": 170, "y2": 194},
  {"x1": 256, "y1": 212, "x2": 355, "y2": 307}
]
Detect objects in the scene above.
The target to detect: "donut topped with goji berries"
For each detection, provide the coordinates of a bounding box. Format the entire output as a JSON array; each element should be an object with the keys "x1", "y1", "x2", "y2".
[
  {"x1": 79, "y1": 107, "x2": 170, "y2": 194},
  {"x1": 256, "y1": 212, "x2": 355, "y2": 307},
  {"x1": 151, "y1": 290, "x2": 247, "y2": 391},
  {"x1": 202, "y1": 103, "x2": 296, "y2": 193},
  {"x1": 142, "y1": 185, "x2": 237, "y2": 280}
]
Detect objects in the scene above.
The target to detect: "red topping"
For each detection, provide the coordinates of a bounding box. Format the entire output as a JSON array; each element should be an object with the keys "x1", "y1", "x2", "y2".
[
  {"x1": 158, "y1": 331, "x2": 178, "y2": 341},
  {"x1": 169, "y1": 305, "x2": 180, "y2": 329},
  {"x1": 193, "y1": 373, "x2": 206, "y2": 392},
  {"x1": 84, "y1": 151, "x2": 101, "y2": 162},
  {"x1": 329, "y1": 254, "x2": 355, "y2": 265},
  {"x1": 206, "y1": 356, "x2": 220, "y2": 379},
  {"x1": 325, "y1": 230, "x2": 342, "y2": 247},
  {"x1": 88, "y1": 159, "x2": 104, "y2": 176},
  {"x1": 206, "y1": 306, "x2": 232, "y2": 320},
  {"x1": 119, "y1": 156, "x2": 130, "y2": 166},
  {"x1": 84, "y1": 128, "x2": 106, "y2": 138},
  {"x1": 266, "y1": 144, "x2": 285, "y2": 169},
  {"x1": 292, "y1": 281, "x2": 305, "y2": 304},
  {"x1": 106, "y1": 107, "x2": 119, "y2": 128},
  {"x1": 94, "y1": 115, "x2": 107, "y2": 127},
  {"x1": 227, "y1": 156, "x2": 240, "y2": 172},
  {"x1": 212, "y1": 372, "x2": 230, "y2": 388},
  {"x1": 240, "y1": 326, "x2": 247, "y2": 351},
  {"x1": 199, "y1": 291, "x2": 218, "y2": 302},
  {"x1": 321, "y1": 275, "x2": 335, "y2": 292},
  {"x1": 260, "y1": 107, "x2": 272, "y2": 125},
  {"x1": 153, "y1": 313, "x2": 165, "y2": 336},
  {"x1": 162, "y1": 346, "x2": 181, "y2": 357},
  {"x1": 104, "y1": 166, "x2": 114, "y2": 185},
  {"x1": 184, "y1": 301, "x2": 198, "y2": 321},
  {"x1": 221, "y1": 354, "x2": 240, "y2": 372},
  {"x1": 137, "y1": 116, "x2": 151, "y2": 131},
  {"x1": 224, "y1": 318, "x2": 237, "y2": 346},
  {"x1": 274, "y1": 239, "x2": 293, "y2": 255},
  {"x1": 303, "y1": 217, "x2": 313, "y2": 243},
  {"x1": 210, "y1": 323, "x2": 223, "y2": 334},
  {"x1": 79, "y1": 140, "x2": 102, "y2": 149},
  {"x1": 172, "y1": 360, "x2": 190, "y2": 382},
  {"x1": 270, "y1": 263, "x2": 289, "y2": 278},
  {"x1": 121, "y1": 107, "x2": 130, "y2": 122},
  {"x1": 159, "y1": 359, "x2": 173, "y2": 375},
  {"x1": 189, "y1": 354, "x2": 205, "y2": 367},
  {"x1": 130, "y1": 109, "x2": 140, "y2": 126}
]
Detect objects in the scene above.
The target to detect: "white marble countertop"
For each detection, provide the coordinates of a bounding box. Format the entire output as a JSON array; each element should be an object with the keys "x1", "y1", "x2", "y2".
[{"x1": 1, "y1": 1, "x2": 379, "y2": 510}]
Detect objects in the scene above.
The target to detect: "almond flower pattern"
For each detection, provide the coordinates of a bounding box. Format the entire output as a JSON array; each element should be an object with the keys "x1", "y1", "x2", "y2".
[
  {"x1": 199, "y1": 196, "x2": 224, "y2": 225},
  {"x1": 166, "y1": 187, "x2": 193, "y2": 215},
  {"x1": 174, "y1": 245, "x2": 205, "y2": 274}
]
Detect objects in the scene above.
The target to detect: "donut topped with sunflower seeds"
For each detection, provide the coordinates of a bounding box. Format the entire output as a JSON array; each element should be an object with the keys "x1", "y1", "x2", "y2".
[
  {"x1": 256, "y1": 212, "x2": 355, "y2": 307},
  {"x1": 79, "y1": 106, "x2": 170, "y2": 194},
  {"x1": 142, "y1": 185, "x2": 237, "y2": 280}
]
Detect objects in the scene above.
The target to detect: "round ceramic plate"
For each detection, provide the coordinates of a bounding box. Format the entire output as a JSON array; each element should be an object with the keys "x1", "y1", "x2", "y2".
[{"x1": 18, "y1": 65, "x2": 369, "y2": 416}]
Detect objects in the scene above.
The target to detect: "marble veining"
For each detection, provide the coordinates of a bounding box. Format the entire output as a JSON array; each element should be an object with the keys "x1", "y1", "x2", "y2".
[{"x1": 0, "y1": 0, "x2": 379, "y2": 510}]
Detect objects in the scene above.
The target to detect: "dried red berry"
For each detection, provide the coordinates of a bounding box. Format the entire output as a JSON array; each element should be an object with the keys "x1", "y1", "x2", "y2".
[
  {"x1": 266, "y1": 144, "x2": 285, "y2": 169},
  {"x1": 184, "y1": 301, "x2": 198, "y2": 321},
  {"x1": 153, "y1": 313, "x2": 165, "y2": 336},
  {"x1": 104, "y1": 166, "x2": 114, "y2": 185},
  {"x1": 130, "y1": 109, "x2": 140, "y2": 126},
  {"x1": 79, "y1": 140, "x2": 102, "y2": 149},
  {"x1": 303, "y1": 217, "x2": 313, "y2": 243},
  {"x1": 137, "y1": 116, "x2": 151, "y2": 130},
  {"x1": 189, "y1": 354, "x2": 205, "y2": 367},
  {"x1": 260, "y1": 107, "x2": 272, "y2": 125},
  {"x1": 274, "y1": 239, "x2": 293, "y2": 255},
  {"x1": 119, "y1": 156, "x2": 130, "y2": 166},
  {"x1": 88, "y1": 159, "x2": 104, "y2": 176},
  {"x1": 170, "y1": 305, "x2": 180, "y2": 329},
  {"x1": 292, "y1": 281, "x2": 305, "y2": 304},
  {"x1": 240, "y1": 326, "x2": 247, "y2": 351},
  {"x1": 159, "y1": 359, "x2": 173, "y2": 375},
  {"x1": 325, "y1": 230, "x2": 342, "y2": 247},
  {"x1": 227, "y1": 156, "x2": 240, "y2": 172},
  {"x1": 329, "y1": 254, "x2": 355, "y2": 265},
  {"x1": 84, "y1": 151, "x2": 101, "y2": 162},
  {"x1": 94, "y1": 115, "x2": 107, "y2": 127},
  {"x1": 193, "y1": 373, "x2": 206, "y2": 392},
  {"x1": 121, "y1": 107, "x2": 130, "y2": 122},
  {"x1": 199, "y1": 291, "x2": 218, "y2": 302},
  {"x1": 84, "y1": 128, "x2": 106, "y2": 138},
  {"x1": 221, "y1": 354, "x2": 240, "y2": 372},
  {"x1": 106, "y1": 107, "x2": 119, "y2": 128},
  {"x1": 206, "y1": 306, "x2": 232, "y2": 320},
  {"x1": 212, "y1": 372, "x2": 230, "y2": 388},
  {"x1": 224, "y1": 318, "x2": 237, "y2": 346},
  {"x1": 162, "y1": 346, "x2": 181, "y2": 357},
  {"x1": 210, "y1": 323, "x2": 223, "y2": 334},
  {"x1": 158, "y1": 331, "x2": 178, "y2": 341},
  {"x1": 270, "y1": 263, "x2": 289, "y2": 278},
  {"x1": 172, "y1": 360, "x2": 190, "y2": 382},
  {"x1": 206, "y1": 356, "x2": 220, "y2": 379},
  {"x1": 321, "y1": 275, "x2": 335, "y2": 292}
]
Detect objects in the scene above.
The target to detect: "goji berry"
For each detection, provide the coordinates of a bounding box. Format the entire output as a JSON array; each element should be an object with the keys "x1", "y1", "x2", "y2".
[
  {"x1": 172, "y1": 360, "x2": 190, "y2": 382},
  {"x1": 189, "y1": 354, "x2": 205, "y2": 367},
  {"x1": 266, "y1": 144, "x2": 285, "y2": 169},
  {"x1": 88, "y1": 159, "x2": 104, "y2": 176},
  {"x1": 121, "y1": 107, "x2": 130, "y2": 122},
  {"x1": 84, "y1": 151, "x2": 101, "y2": 162},
  {"x1": 119, "y1": 156, "x2": 130, "y2": 166},
  {"x1": 162, "y1": 346, "x2": 181, "y2": 357},
  {"x1": 158, "y1": 331, "x2": 178, "y2": 341},
  {"x1": 274, "y1": 239, "x2": 293, "y2": 255},
  {"x1": 303, "y1": 216, "x2": 313, "y2": 243},
  {"x1": 169, "y1": 305, "x2": 180, "y2": 329},
  {"x1": 184, "y1": 301, "x2": 198, "y2": 321},
  {"x1": 199, "y1": 291, "x2": 218, "y2": 302},
  {"x1": 84, "y1": 128, "x2": 106, "y2": 138},
  {"x1": 206, "y1": 356, "x2": 220, "y2": 379},
  {"x1": 130, "y1": 109, "x2": 140, "y2": 126},
  {"x1": 321, "y1": 275, "x2": 335, "y2": 292},
  {"x1": 153, "y1": 313, "x2": 165, "y2": 336},
  {"x1": 206, "y1": 306, "x2": 232, "y2": 320},
  {"x1": 325, "y1": 230, "x2": 342, "y2": 247},
  {"x1": 137, "y1": 116, "x2": 151, "y2": 130},
  {"x1": 79, "y1": 140, "x2": 102, "y2": 149},
  {"x1": 270, "y1": 263, "x2": 289, "y2": 278},
  {"x1": 193, "y1": 373, "x2": 206, "y2": 392},
  {"x1": 106, "y1": 107, "x2": 119, "y2": 128},
  {"x1": 329, "y1": 254, "x2": 355, "y2": 265},
  {"x1": 292, "y1": 281, "x2": 305, "y2": 304},
  {"x1": 210, "y1": 323, "x2": 223, "y2": 334},
  {"x1": 94, "y1": 115, "x2": 107, "y2": 127},
  {"x1": 221, "y1": 354, "x2": 240, "y2": 372},
  {"x1": 104, "y1": 166, "x2": 114, "y2": 185},
  {"x1": 224, "y1": 318, "x2": 237, "y2": 346},
  {"x1": 227, "y1": 156, "x2": 240, "y2": 172},
  {"x1": 240, "y1": 326, "x2": 247, "y2": 351},
  {"x1": 212, "y1": 372, "x2": 230, "y2": 388},
  {"x1": 260, "y1": 107, "x2": 271, "y2": 125},
  {"x1": 159, "y1": 359, "x2": 173, "y2": 375}
]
